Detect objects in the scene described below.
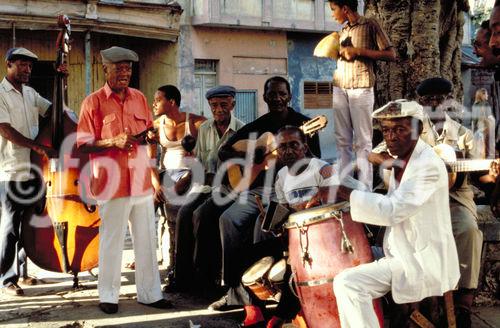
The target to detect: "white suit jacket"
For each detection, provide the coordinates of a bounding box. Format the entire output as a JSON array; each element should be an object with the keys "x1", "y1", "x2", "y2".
[{"x1": 349, "y1": 139, "x2": 460, "y2": 304}]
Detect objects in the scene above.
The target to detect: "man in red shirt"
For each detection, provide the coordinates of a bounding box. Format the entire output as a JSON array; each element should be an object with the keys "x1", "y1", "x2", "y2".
[{"x1": 77, "y1": 46, "x2": 171, "y2": 314}]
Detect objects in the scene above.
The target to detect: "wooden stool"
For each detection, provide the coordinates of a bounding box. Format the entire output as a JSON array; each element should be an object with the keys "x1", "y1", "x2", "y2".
[{"x1": 410, "y1": 291, "x2": 456, "y2": 328}]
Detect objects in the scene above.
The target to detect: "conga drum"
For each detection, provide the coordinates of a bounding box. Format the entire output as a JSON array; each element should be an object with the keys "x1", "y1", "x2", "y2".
[
  {"x1": 242, "y1": 256, "x2": 275, "y2": 301},
  {"x1": 285, "y1": 202, "x2": 383, "y2": 328}
]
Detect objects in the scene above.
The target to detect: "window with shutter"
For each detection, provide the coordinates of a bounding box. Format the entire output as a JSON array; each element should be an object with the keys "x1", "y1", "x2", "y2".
[
  {"x1": 304, "y1": 81, "x2": 333, "y2": 109},
  {"x1": 194, "y1": 59, "x2": 218, "y2": 117}
]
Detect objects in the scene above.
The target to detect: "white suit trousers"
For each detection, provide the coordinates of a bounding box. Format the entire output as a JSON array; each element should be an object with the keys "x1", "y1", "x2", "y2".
[
  {"x1": 332, "y1": 86, "x2": 375, "y2": 189},
  {"x1": 333, "y1": 258, "x2": 392, "y2": 328},
  {"x1": 98, "y1": 195, "x2": 163, "y2": 304}
]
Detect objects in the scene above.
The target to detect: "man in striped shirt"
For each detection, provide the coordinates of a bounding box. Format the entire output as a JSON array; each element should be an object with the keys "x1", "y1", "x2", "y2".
[{"x1": 328, "y1": 0, "x2": 396, "y2": 189}]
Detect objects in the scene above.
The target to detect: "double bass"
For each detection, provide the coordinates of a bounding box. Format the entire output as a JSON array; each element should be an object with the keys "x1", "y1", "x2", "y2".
[{"x1": 22, "y1": 15, "x2": 101, "y2": 287}]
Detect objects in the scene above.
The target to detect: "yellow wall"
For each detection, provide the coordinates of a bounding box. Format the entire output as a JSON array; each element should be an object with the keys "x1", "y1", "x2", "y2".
[{"x1": 0, "y1": 30, "x2": 177, "y2": 115}]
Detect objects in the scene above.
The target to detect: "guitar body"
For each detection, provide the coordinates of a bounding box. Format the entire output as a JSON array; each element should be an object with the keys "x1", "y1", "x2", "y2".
[
  {"x1": 226, "y1": 116, "x2": 328, "y2": 192},
  {"x1": 232, "y1": 132, "x2": 276, "y2": 153},
  {"x1": 381, "y1": 143, "x2": 493, "y2": 190},
  {"x1": 227, "y1": 154, "x2": 276, "y2": 193}
]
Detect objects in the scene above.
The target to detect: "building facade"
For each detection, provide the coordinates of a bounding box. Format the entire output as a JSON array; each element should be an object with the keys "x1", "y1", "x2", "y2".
[
  {"x1": 176, "y1": 0, "x2": 346, "y2": 160},
  {"x1": 0, "y1": 0, "x2": 183, "y2": 113}
]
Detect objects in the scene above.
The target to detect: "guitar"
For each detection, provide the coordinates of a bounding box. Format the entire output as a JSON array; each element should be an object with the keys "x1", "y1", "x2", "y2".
[
  {"x1": 434, "y1": 143, "x2": 498, "y2": 189},
  {"x1": 382, "y1": 143, "x2": 496, "y2": 190},
  {"x1": 227, "y1": 115, "x2": 328, "y2": 193}
]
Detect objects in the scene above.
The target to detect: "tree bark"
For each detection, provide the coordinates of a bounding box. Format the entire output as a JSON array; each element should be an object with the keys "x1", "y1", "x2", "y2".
[{"x1": 365, "y1": 0, "x2": 468, "y2": 106}]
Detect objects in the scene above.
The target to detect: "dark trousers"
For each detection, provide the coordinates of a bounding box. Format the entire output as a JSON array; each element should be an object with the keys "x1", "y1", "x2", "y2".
[
  {"x1": 219, "y1": 188, "x2": 274, "y2": 306},
  {"x1": 174, "y1": 191, "x2": 210, "y2": 288},
  {"x1": 0, "y1": 180, "x2": 39, "y2": 287},
  {"x1": 192, "y1": 195, "x2": 233, "y2": 290}
]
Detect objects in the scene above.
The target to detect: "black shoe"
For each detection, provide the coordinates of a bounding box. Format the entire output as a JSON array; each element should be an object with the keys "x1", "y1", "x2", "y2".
[
  {"x1": 162, "y1": 281, "x2": 188, "y2": 293},
  {"x1": 99, "y1": 302, "x2": 118, "y2": 314},
  {"x1": 208, "y1": 294, "x2": 240, "y2": 311},
  {"x1": 2, "y1": 283, "x2": 24, "y2": 296},
  {"x1": 208, "y1": 294, "x2": 229, "y2": 311},
  {"x1": 19, "y1": 276, "x2": 39, "y2": 286},
  {"x1": 455, "y1": 307, "x2": 472, "y2": 328},
  {"x1": 139, "y1": 299, "x2": 173, "y2": 309}
]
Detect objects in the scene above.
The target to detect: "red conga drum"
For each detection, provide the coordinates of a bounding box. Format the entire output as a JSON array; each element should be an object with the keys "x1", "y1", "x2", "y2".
[{"x1": 285, "y1": 202, "x2": 383, "y2": 328}]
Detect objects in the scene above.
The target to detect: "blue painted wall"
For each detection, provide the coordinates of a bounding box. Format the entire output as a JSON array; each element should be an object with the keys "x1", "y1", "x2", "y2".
[{"x1": 287, "y1": 32, "x2": 337, "y2": 162}]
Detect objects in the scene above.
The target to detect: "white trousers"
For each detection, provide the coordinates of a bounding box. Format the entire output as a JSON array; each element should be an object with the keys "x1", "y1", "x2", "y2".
[
  {"x1": 333, "y1": 258, "x2": 391, "y2": 328},
  {"x1": 332, "y1": 86, "x2": 375, "y2": 189},
  {"x1": 98, "y1": 195, "x2": 163, "y2": 304}
]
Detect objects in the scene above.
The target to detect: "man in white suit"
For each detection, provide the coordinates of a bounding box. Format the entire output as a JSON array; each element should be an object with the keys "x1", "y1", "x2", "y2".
[{"x1": 334, "y1": 99, "x2": 460, "y2": 328}]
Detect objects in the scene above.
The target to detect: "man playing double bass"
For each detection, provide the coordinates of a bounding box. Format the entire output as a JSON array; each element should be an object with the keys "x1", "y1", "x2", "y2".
[
  {"x1": 0, "y1": 47, "x2": 53, "y2": 296},
  {"x1": 76, "y1": 46, "x2": 171, "y2": 314},
  {"x1": 334, "y1": 100, "x2": 460, "y2": 327}
]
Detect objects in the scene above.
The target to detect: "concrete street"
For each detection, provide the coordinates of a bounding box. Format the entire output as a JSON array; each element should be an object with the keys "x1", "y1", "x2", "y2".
[
  {"x1": 1, "y1": 250, "x2": 499, "y2": 328},
  {"x1": 0, "y1": 249, "x2": 243, "y2": 328}
]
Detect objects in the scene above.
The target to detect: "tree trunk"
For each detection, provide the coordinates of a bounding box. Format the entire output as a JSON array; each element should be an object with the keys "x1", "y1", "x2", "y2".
[{"x1": 365, "y1": 0, "x2": 469, "y2": 107}]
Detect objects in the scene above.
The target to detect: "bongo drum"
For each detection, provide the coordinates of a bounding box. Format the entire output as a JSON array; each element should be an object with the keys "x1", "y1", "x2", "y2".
[
  {"x1": 241, "y1": 256, "x2": 275, "y2": 301},
  {"x1": 285, "y1": 202, "x2": 384, "y2": 328},
  {"x1": 268, "y1": 258, "x2": 286, "y2": 293}
]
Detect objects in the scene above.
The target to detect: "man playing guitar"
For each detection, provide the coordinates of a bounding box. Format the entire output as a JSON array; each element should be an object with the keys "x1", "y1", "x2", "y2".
[
  {"x1": 207, "y1": 76, "x2": 321, "y2": 328},
  {"x1": 369, "y1": 78, "x2": 497, "y2": 327}
]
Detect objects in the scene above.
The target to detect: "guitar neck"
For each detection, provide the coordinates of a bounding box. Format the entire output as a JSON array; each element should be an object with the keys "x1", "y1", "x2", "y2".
[{"x1": 446, "y1": 159, "x2": 494, "y2": 173}]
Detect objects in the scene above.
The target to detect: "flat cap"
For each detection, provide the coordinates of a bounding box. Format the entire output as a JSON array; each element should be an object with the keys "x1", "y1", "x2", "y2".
[
  {"x1": 372, "y1": 99, "x2": 424, "y2": 122},
  {"x1": 100, "y1": 46, "x2": 138, "y2": 64},
  {"x1": 416, "y1": 77, "x2": 452, "y2": 96},
  {"x1": 205, "y1": 85, "x2": 236, "y2": 99},
  {"x1": 5, "y1": 47, "x2": 38, "y2": 62}
]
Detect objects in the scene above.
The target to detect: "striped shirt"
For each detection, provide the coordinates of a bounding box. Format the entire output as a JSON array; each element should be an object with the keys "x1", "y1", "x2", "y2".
[{"x1": 333, "y1": 16, "x2": 392, "y2": 89}]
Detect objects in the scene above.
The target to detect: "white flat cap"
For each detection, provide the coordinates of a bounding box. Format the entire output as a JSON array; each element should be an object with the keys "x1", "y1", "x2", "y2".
[
  {"x1": 372, "y1": 99, "x2": 424, "y2": 122},
  {"x1": 5, "y1": 47, "x2": 38, "y2": 61},
  {"x1": 100, "y1": 46, "x2": 138, "y2": 64}
]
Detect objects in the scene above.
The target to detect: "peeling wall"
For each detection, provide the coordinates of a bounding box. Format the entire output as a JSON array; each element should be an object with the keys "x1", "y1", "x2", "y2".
[
  {"x1": 287, "y1": 32, "x2": 337, "y2": 161},
  {"x1": 178, "y1": 25, "x2": 288, "y2": 116},
  {"x1": 0, "y1": 30, "x2": 177, "y2": 114}
]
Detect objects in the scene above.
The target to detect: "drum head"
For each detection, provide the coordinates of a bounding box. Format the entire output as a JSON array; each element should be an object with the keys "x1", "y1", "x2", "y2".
[
  {"x1": 242, "y1": 256, "x2": 274, "y2": 285},
  {"x1": 268, "y1": 258, "x2": 286, "y2": 282},
  {"x1": 285, "y1": 202, "x2": 349, "y2": 229}
]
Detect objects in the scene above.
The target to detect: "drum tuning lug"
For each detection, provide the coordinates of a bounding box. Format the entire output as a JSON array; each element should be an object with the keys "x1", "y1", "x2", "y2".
[
  {"x1": 302, "y1": 251, "x2": 312, "y2": 266},
  {"x1": 341, "y1": 236, "x2": 354, "y2": 254}
]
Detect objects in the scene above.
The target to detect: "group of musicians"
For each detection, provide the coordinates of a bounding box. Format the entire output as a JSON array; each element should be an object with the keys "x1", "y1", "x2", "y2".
[{"x1": 1, "y1": 0, "x2": 500, "y2": 327}]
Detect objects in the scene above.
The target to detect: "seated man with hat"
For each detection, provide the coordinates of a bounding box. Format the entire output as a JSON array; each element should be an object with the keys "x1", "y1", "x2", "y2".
[
  {"x1": 166, "y1": 85, "x2": 244, "y2": 294},
  {"x1": 334, "y1": 100, "x2": 460, "y2": 328},
  {"x1": 77, "y1": 46, "x2": 172, "y2": 314},
  {"x1": 370, "y1": 78, "x2": 492, "y2": 326}
]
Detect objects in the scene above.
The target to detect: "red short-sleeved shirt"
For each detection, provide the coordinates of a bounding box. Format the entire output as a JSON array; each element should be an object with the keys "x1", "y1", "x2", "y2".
[{"x1": 77, "y1": 83, "x2": 154, "y2": 200}]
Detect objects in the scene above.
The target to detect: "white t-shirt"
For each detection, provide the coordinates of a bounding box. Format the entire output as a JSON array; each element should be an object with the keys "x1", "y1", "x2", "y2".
[
  {"x1": 0, "y1": 78, "x2": 51, "y2": 181},
  {"x1": 275, "y1": 158, "x2": 335, "y2": 207}
]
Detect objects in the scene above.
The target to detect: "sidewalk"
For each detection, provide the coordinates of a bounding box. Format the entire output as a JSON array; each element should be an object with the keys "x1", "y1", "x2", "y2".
[
  {"x1": 1, "y1": 248, "x2": 499, "y2": 328},
  {"x1": 0, "y1": 249, "x2": 242, "y2": 328}
]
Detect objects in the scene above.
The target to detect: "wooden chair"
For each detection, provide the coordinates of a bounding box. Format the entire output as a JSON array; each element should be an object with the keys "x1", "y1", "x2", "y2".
[{"x1": 409, "y1": 291, "x2": 456, "y2": 328}]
